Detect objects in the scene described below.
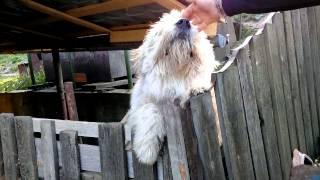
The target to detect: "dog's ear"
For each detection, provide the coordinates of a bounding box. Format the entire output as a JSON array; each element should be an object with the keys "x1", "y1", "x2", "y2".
[{"x1": 130, "y1": 46, "x2": 143, "y2": 74}]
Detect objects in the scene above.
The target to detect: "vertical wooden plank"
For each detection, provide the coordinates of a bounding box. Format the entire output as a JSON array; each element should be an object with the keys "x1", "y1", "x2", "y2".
[
  {"x1": 64, "y1": 82, "x2": 79, "y2": 121},
  {"x1": 99, "y1": 123, "x2": 126, "y2": 180},
  {"x1": 0, "y1": 113, "x2": 19, "y2": 180},
  {"x1": 215, "y1": 63, "x2": 255, "y2": 180},
  {"x1": 264, "y1": 23, "x2": 291, "y2": 180},
  {"x1": 52, "y1": 49, "x2": 68, "y2": 120},
  {"x1": 274, "y1": 13, "x2": 299, "y2": 150},
  {"x1": 41, "y1": 120, "x2": 59, "y2": 180},
  {"x1": 132, "y1": 137, "x2": 155, "y2": 180},
  {"x1": 237, "y1": 46, "x2": 269, "y2": 180},
  {"x1": 249, "y1": 34, "x2": 283, "y2": 179},
  {"x1": 189, "y1": 93, "x2": 226, "y2": 180},
  {"x1": 0, "y1": 135, "x2": 4, "y2": 178},
  {"x1": 291, "y1": 9, "x2": 314, "y2": 156},
  {"x1": 180, "y1": 104, "x2": 204, "y2": 180},
  {"x1": 14, "y1": 116, "x2": 38, "y2": 180},
  {"x1": 60, "y1": 130, "x2": 80, "y2": 180},
  {"x1": 160, "y1": 103, "x2": 190, "y2": 180},
  {"x1": 282, "y1": 11, "x2": 307, "y2": 153},
  {"x1": 307, "y1": 7, "x2": 320, "y2": 156},
  {"x1": 300, "y1": 8, "x2": 318, "y2": 157},
  {"x1": 158, "y1": 142, "x2": 173, "y2": 180},
  {"x1": 315, "y1": 7, "x2": 320, "y2": 153}
]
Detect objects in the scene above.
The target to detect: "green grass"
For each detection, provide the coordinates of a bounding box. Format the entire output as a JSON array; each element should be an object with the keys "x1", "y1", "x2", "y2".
[
  {"x1": 0, "y1": 70, "x2": 46, "y2": 92},
  {"x1": 0, "y1": 54, "x2": 27, "y2": 73},
  {"x1": 0, "y1": 54, "x2": 46, "y2": 92}
]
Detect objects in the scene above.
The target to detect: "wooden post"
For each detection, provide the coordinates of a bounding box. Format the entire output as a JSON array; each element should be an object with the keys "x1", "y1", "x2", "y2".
[
  {"x1": 60, "y1": 130, "x2": 81, "y2": 180},
  {"x1": 14, "y1": 116, "x2": 38, "y2": 180},
  {"x1": 52, "y1": 49, "x2": 68, "y2": 120},
  {"x1": 41, "y1": 120, "x2": 59, "y2": 180},
  {"x1": 64, "y1": 82, "x2": 79, "y2": 121},
  {"x1": 27, "y1": 54, "x2": 36, "y2": 85},
  {"x1": 124, "y1": 50, "x2": 133, "y2": 89},
  {"x1": 0, "y1": 113, "x2": 19, "y2": 180}
]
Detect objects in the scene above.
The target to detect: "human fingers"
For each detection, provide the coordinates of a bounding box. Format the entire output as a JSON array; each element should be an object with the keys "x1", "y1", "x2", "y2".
[
  {"x1": 197, "y1": 21, "x2": 209, "y2": 31},
  {"x1": 181, "y1": 4, "x2": 194, "y2": 19},
  {"x1": 191, "y1": 15, "x2": 202, "y2": 25}
]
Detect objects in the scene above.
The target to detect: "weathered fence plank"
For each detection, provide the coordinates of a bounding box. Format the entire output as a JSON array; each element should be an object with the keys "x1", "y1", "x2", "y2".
[
  {"x1": 14, "y1": 116, "x2": 38, "y2": 180},
  {"x1": 180, "y1": 105, "x2": 204, "y2": 180},
  {"x1": 99, "y1": 123, "x2": 127, "y2": 180},
  {"x1": 0, "y1": 136, "x2": 3, "y2": 179},
  {"x1": 157, "y1": 142, "x2": 173, "y2": 180},
  {"x1": 249, "y1": 34, "x2": 283, "y2": 179},
  {"x1": 315, "y1": 7, "x2": 320, "y2": 141},
  {"x1": 274, "y1": 13, "x2": 299, "y2": 150},
  {"x1": 161, "y1": 103, "x2": 190, "y2": 180},
  {"x1": 33, "y1": 118, "x2": 99, "y2": 138},
  {"x1": 265, "y1": 24, "x2": 292, "y2": 180},
  {"x1": 81, "y1": 172, "x2": 102, "y2": 180},
  {"x1": 300, "y1": 8, "x2": 318, "y2": 157},
  {"x1": 41, "y1": 120, "x2": 59, "y2": 180},
  {"x1": 189, "y1": 93, "x2": 226, "y2": 180},
  {"x1": 60, "y1": 130, "x2": 81, "y2": 180},
  {"x1": 132, "y1": 145, "x2": 155, "y2": 180},
  {"x1": 216, "y1": 63, "x2": 255, "y2": 180},
  {"x1": 237, "y1": 46, "x2": 269, "y2": 180},
  {"x1": 291, "y1": 9, "x2": 314, "y2": 156},
  {"x1": 0, "y1": 113, "x2": 19, "y2": 180},
  {"x1": 306, "y1": 7, "x2": 320, "y2": 156},
  {"x1": 282, "y1": 11, "x2": 307, "y2": 152}
]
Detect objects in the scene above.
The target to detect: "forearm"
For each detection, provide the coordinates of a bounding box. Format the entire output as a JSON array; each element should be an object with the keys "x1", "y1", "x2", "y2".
[{"x1": 222, "y1": 0, "x2": 320, "y2": 16}]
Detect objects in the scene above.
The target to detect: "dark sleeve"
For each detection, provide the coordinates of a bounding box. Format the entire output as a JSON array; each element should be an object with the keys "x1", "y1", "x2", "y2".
[{"x1": 222, "y1": 0, "x2": 320, "y2": 16}]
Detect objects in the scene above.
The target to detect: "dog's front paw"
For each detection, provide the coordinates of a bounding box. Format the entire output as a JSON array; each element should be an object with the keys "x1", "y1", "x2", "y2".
[
  {"x1": 191, "y1": 87, "x2": 207, "y2": 96},
  {"x1": 133, "y1": 137, "x2": 162, "y2": 165}
]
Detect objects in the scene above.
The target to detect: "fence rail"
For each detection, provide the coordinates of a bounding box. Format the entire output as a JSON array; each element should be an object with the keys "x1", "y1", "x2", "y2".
[{"x1": 1, "y1": 6, "x2": 320, "y2": 180}]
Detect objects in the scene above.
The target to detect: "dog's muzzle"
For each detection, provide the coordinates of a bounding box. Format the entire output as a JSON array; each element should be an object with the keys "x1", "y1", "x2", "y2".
[{"x1": 175, "y1": 19, "x2": 190, "y2": 39}]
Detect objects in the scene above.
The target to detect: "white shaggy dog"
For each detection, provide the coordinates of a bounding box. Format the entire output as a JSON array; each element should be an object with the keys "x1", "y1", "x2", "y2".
[{"x1": 127, "y1": 10, "x2": 220, "y2": 165}]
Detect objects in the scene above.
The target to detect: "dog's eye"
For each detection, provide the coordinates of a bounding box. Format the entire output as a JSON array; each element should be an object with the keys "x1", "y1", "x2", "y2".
[
  {"x1": 190, "y1": 52, "x2": 194, "y2": 58},
  {"x1": 165, "y1": 49, "x2": 169, "y2": 56}
]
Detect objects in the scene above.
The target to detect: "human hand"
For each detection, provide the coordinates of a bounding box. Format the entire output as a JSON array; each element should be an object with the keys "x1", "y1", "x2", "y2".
[{"x1": 182, "y1": 0, "x2": 226, "y2": 30}]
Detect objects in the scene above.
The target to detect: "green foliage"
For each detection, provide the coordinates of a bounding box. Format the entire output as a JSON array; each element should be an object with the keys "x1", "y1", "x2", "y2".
[
  {"x1": 0, "y1": 70, "x2": 46, "y2": 92},
  {"x1": 0, "y1": 54, "x2": 27, "y2": 73}
]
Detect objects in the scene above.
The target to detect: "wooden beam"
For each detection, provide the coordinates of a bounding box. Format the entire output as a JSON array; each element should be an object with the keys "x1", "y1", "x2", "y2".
[
  {"x1": 110, "y1": 24, "x2": 151, "y2": 31},
  {"x1": 111, "y1": 29, "x2": 147, "y2": 43},
  {"x1": 20, "y1": 0, "x2": 111, "y2": 33},
  {"x1": 153, "y1": 0, "x2": 186, "y2": 10},
  {"x1": 66, "y1": 0, "x2": 154, "y2": 18}
]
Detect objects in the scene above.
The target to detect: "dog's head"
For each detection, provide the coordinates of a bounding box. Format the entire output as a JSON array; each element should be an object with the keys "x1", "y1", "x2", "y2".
[{"x1": 132, "y1": 10, "x2": 217, "y2": 76}]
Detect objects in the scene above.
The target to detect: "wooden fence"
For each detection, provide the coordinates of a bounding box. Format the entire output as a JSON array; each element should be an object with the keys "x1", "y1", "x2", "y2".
[{"x1": 1, "y1": 7, "x2": 320, "y2": 180}]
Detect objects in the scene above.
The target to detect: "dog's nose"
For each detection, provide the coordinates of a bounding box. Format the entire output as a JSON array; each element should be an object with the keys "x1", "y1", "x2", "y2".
[{"x1": 176, "y1": 19, "x2": 191, "y2": 29}]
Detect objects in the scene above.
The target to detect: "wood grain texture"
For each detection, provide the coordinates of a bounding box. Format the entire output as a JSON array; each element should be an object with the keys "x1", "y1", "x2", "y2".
[
  {"x1": 14, "y1": 116, "x2": 38, "y2": 180},
  {"x1": 189, "y1": 93, "x2": 226, "y2": 180},
  {"x1": 300, "y1": 8, "x2": 318, "y2": 157},
  {"x1": 264, "y1": 24, "x2": 291, "y2": 180},
  {"x1": 98, "y1": 123, "x2": 127, "y2": 180},
  {"x1": 249, "y1": 34, "x2": 282, "y2": 180},
  {"x1": 282, "y1": 11, "x2": 307, "y2": 152},
  {"x1": 291, "y1": 10, "x2": 314, "y2": 156},
  {"x1": 306, "y1": 7, "x2": 320, "y2": 156},
  {"x1": 33, "y1": 118, "x2": 99, "y2": 137},
  {"x1": 60, "y1": 130, "x2": 81, "y2": 180},
  {"x1": 216, "y1": 63, "x2": 255, "y2": 180},
  {"x1": 40, "y1": 120, "x2": 59, "y2": 180},
  {"x1": 0, "y1": 113, "x2": 19, "y2": 180},
  {"x1": 274, "y1": 13, "x2": 299, "y2": 150},
  {"x1": 132, "y1": 150, "x2": 155, "y2": 180},
  {"x1": 161, "y1": 103, "x2": 191, "y2": 180},
  {"x1": 237, "y1": 46, "x2": 269, "y2": 180}
]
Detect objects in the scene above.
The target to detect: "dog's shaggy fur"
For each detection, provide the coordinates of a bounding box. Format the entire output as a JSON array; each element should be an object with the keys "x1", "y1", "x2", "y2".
[{"x1": 127, "y1": 10, "x2": 220, "y2": 165}]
